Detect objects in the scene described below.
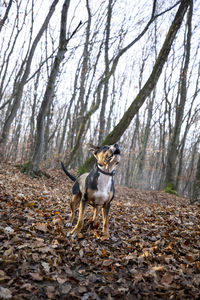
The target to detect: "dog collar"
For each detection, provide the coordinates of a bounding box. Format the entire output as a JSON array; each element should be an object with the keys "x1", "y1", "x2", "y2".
[{"x1": 97, "y1": 164, "x2": 116, "y2": 176}]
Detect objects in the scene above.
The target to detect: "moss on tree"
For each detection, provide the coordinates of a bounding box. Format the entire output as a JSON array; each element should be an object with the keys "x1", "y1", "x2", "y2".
[
  {"x1": 164, "y1": 182, "x2": 179, "y2": 196},
  {"x1": 191, "y1": 155, "x2": 200, "y2": 203},
  {"x1": 77, "y1": 156, "x2": 95, "y2": 174},
  {"x1": 15, "y1": 161, "x2": 50, "y2": 178}
]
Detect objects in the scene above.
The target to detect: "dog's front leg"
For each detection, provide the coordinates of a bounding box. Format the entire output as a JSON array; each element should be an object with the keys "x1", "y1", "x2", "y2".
[
  {"x1": 102, "y1": 202, "x2": 111, "y2": 238},
  {"x1": 92, "y1": 206, "x2": 100, "y2": 226},
  {"x1": 71, "y1": 194, "x2": 87, "y2": 235}
]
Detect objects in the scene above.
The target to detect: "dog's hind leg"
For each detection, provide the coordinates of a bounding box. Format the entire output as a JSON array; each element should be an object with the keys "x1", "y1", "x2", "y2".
[
  {"x1": 68, "y1": 194, "x2": 81, "y2": 226},
  {"x1": 71, "y1": 194, "x2": 88, "y2": 235}
]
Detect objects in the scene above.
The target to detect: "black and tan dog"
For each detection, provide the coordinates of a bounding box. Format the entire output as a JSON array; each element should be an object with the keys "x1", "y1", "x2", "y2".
[{"x1": 61, "y1": 143, "x2": 120, "y2": 238}]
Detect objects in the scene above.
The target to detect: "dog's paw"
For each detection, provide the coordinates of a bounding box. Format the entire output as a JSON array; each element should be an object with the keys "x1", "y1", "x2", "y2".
[
  {"x1": 66, "y1": 231, "x2": 77, "y2": 238},
  {"x1": 101, "y1": 233, "x2": 110, "y2": 241},
  {"x1": 65, "y1": 222, "x2": 72, "y2": 228},
  {"x1": 70, "y1": 233, "x2": 77, "y2": 238},
  {"x1": 66, "y1": 231, "x2": 71, "y2": 237}
]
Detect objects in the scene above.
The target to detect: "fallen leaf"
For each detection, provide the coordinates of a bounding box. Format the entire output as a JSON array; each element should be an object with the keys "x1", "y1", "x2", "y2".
[
  {"x1": 60, "y1": 284, "x2": 71, "y2": 295},
  {"x1": 152, "y1": 265, "x2": 165, "y2": 272},
  {"x1": 41, "y1": 261, "x2": 50, "y2": 273},
  {"x1": 3, "y1": 247, "x2": 14, "y2": 257},
  {"x1": 79, "y1": 248, "x2": 84, "y2": 258},
  {"x1": 160, "y1": 272, "x2": 174, "y2": 285},
  {"x1": 78, "y1": 286, "x2": 87, "y2": 294},
  {"x1": 0, "y1": 287, "x2": 12, "y2": 299},
  {"x1": 35, "y1": 222, "x2": 48, "y2": 232},
  {"x1": 21, "y1": 283, "x2": 35, "y2": 292},
  {"x1": 46, "y1": 286, "x2": 55, "y2": 299},
  {"x1": 56, "y1": 276, "x2": 68, "y2": 284},
  {"x1": 0, "y1": 271, "x2": 10, "y2": 282},
  {"x1": 4, "y1": 227, "x2": 14, "y2": 234},
  {"x1": 102, "y1": 259, "x2": 113, "y2": 267},
  {"x1": 185, "y1": 255, "x2": 195, "y2": 263},
  {"x1": 30, "y1": 272, "x2": 43, "y2": 281},
  {"x1": 100, "y1": 249, "x2": 110, "y2": 258}
]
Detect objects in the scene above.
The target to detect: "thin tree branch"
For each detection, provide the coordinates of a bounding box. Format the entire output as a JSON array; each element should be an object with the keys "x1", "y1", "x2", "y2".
[{"x1": 0, "y1": 0, "x2": 13, "y2": 32}]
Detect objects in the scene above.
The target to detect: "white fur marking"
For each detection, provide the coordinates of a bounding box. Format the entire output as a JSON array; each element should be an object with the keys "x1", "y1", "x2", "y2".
[{"x1": 94, "y1": 173, "x2": 112, "y2": 205}]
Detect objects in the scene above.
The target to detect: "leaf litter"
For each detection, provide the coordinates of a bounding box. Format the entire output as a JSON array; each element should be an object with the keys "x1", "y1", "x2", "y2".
[{"x1": 0, "y1": 162, "x2": 200, "y2": 299}]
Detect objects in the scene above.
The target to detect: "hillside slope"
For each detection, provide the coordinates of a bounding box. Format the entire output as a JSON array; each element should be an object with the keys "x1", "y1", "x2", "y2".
[{"x1": 0, "y1": 162, "x2": 199, "y2": 299}]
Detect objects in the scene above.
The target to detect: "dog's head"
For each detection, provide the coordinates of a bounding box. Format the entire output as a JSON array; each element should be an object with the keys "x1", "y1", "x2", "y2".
[{"x1": 87, "y1": 143, "x2": 121, "y2": 167}]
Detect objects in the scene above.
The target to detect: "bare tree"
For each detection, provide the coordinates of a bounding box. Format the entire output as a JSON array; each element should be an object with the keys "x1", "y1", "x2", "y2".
[
  {"x1": 0, "y1": 0, "x2": 60, "y2": 155},
  {"x1": 164, "y1": 0, "x2": 193, "y2": 191},
  {"x1": 31, "y1": 0, "x2": 82, "y2": 172},
  {"x1": 98, "y1": 0, "x2": 113, "y2": 144}
]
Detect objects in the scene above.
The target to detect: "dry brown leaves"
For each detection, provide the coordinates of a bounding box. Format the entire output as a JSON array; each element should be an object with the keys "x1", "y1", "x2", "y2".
[{"x1": 0, "y1": 162, "x2": 200, "y2": 299}]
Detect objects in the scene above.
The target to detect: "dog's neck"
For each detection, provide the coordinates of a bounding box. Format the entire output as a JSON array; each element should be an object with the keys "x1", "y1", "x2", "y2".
[{"x1": 96, "y1": 163, "x2": 116, "y2": 176}]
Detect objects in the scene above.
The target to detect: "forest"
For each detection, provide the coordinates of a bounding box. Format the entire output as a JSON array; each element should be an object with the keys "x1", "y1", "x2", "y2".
[
  {"x1": 0, "y1": 1, "x2": 200, "y2": 299},
  {"x1": 0, "y1": 0, "x2": 200, "y2": 199}
]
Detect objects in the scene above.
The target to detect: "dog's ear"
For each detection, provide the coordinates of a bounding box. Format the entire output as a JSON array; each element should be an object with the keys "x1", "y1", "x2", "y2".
[{"x1": 87, "y1": 144, "x2": 99, "y2": 155}]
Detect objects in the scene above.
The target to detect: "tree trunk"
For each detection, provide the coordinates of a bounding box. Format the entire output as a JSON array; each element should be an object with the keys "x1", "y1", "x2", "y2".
[
  {"x1": 134, "y1": 94, "x2": 155, "y2": 186},
  {"x1": 64, "y1": 0, "x2": 93, "y2": 167},
  {"x1": 98, "y1": 0, "x2": 112, "y2": 144},
  {"x1": 32, "y1": 0, "x2": 72, "y2": 171},
  {"x1": 190, "y1": 154, "x2": 200, "y2": 203},
  {"x1": 58, "y1": 66, "x2": 80, "y2": 155},
  {"x1": 164, "y1": 0, "x2": 192, "y2": 190}
]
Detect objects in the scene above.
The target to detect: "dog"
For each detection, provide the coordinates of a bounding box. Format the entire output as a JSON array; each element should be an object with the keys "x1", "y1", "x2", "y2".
[{"x1": 61, "y1": 143, "x2": 121, "y2": 238}]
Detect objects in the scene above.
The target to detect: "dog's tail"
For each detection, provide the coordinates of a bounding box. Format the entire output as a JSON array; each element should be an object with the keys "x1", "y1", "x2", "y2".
[{"x1": 61, "y1": 161, "x2": 76, "y2": 182}]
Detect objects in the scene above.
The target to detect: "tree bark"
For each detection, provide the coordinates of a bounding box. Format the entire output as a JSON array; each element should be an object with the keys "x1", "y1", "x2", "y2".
[
  {"x1": 98, "y1": 0, "x2": 112, "y2": 144},
  {"x1": 64, "y1": 0, "x2": 92, "y2": 167},
  {"x1": 135, "y1": 94, "x2": 155, "y2": 186},
  {"x1": 164, "y1": 0, "x2": 192, "y2": 190},
  {"x1": 190, "y1": 154, "x2": 200, "y2": 203}
]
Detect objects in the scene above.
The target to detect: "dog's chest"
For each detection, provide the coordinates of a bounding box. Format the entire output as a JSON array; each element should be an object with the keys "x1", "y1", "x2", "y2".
[{"x1": 93, "y1": 173, "x2": 112, "y2": 205}]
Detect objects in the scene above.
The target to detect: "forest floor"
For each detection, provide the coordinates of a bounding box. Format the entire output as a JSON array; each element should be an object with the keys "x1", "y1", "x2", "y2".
[{"x1": 0, "y1": 162, "x2": 200, "y2": 300}]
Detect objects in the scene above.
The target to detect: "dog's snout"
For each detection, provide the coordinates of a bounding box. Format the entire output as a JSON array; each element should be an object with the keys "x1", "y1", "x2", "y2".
[
  {"x1": 113, "y1": 144, "x2": 120, "y2": 155},
  {"x1": 114, "y1": 144, "x2": 119, "y2": 150}
]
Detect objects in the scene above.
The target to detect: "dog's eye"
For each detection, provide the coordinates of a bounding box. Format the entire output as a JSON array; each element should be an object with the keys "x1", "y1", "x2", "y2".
[{"x1": 103, "y1": 146, "x2": 109, "y2": 152}]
